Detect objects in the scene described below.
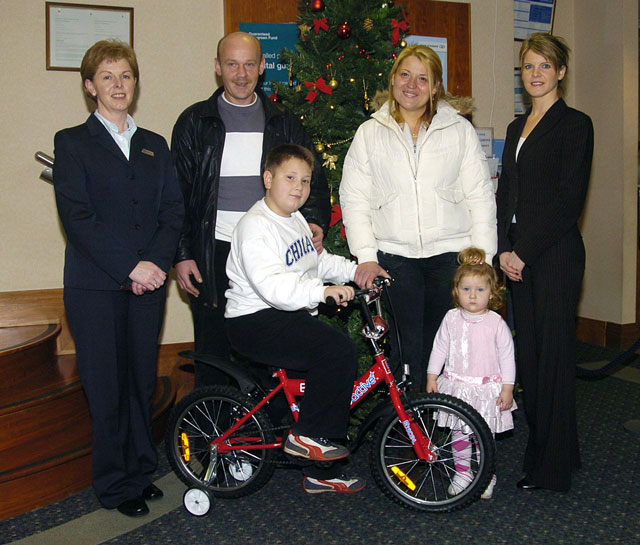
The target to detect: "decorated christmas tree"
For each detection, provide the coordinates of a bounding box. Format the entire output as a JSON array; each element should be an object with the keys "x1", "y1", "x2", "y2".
[
  {"x1": 273, "y1": 0, "x2": 409, "y2": 257},
  {"x1": 273, "y1": 0, "x2": 410, "y2": 430}
]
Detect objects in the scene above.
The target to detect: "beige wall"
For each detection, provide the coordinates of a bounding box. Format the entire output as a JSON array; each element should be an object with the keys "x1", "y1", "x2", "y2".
[
  {"x1": 0, "y1": 0, "x2": 224, "y2": 343},
  {"x1": 1, "y1": 0, "x2": 637, "y2": 344},
  {"x1": 554, "y1": 0, "x2": 638, "y2": 323},
  {"x1": 452, "y1": 0, "x2": 516, "y2": 139},
  {"x1": 466, "y1": 0, "x2": 638, "y2": 324}
]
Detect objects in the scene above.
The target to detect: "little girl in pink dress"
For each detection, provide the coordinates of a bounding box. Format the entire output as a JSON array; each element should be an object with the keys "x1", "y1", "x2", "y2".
[{"x1": 427, "y1": 247, "x2": 516, "y2": 500}]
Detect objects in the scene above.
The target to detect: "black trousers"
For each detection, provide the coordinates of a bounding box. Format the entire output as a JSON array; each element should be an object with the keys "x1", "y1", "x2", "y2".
[
  {"x1": 377, "y1": 251, "x2": 458, "y2": 390},
  {"x1": 226, "y1": 308, "x2": 357, "y2": 439},
  {"x1": 509, "y1": 229, "x2": 584, "y2": 491},
  {"x1": 191, "y1": 240, "x2": 232, "y2": 387},
  {"x1": 64, "y1": 287, "x2": 165, "y2": 508}
]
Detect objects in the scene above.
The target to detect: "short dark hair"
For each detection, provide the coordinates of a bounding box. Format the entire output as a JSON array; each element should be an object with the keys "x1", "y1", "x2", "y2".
[
  {"x1": 81, "y1": 40, "x2": 138, "y2": 100},
  {"x1": 264, "y1": 144, "x2": 314, "y2": 174},
  {"x1": 81, "y1": 40, "x2": 139, "y2": 82}
]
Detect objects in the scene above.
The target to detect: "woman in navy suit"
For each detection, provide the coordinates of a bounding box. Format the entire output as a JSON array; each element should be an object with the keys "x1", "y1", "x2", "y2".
[
  {"x1": 53, "y1": 41, "x2": 183, "y2": 516},
  {"x1": 496, "y1": 33, "x2": 593, "y2": 492}
]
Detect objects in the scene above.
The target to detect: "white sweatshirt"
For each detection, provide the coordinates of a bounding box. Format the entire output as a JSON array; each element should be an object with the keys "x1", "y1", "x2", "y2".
[{"x1": 225, "y1": 199, "x2": 357, "y2": 318}]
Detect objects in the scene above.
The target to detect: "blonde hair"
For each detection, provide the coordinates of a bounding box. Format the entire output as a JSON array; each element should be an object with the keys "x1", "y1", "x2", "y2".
[
  {"x1": 452, "y1": 248, "x2": 504, "y2": 311},
  {"x1": 519, "y1": 33, "x2": 570, "y2": 96},
  {"x1": 387, "y1": 44, "x2": 445, "y2": 125}
]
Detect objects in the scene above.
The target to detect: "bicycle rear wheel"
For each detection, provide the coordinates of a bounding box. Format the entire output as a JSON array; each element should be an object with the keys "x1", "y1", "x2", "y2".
[
  {"x1": 165, "y1": 386, "x2": 276, "y2": 498},
  {"x1": 371, "y1": 393, "x2": 495, "y2": 512}
]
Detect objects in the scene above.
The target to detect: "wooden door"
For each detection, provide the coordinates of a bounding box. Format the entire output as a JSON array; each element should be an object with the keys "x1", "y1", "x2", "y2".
[{"x1": 223, "y1": 0, "x2": 471, "y2": 96}]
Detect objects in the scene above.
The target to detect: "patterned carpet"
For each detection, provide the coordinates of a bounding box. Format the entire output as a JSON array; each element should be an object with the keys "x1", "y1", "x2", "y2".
[{"x1": 2, "y1": 342, "x2": 639, "y2": 545}]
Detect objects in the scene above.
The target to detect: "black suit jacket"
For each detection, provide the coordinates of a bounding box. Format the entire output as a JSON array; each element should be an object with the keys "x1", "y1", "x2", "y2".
[
  {"x1": 53, "y1": 114, "x2": 184, "y2": 290},
  {"x1": 496, "y1": 98, "x2": 594, "y2": 265}
]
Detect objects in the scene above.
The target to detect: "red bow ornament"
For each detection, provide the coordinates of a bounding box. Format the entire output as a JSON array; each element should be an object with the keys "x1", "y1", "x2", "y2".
[
  {"x1": 330, "y1": 204, "x2": 346, "y2": 239},
  {"x1": 304, "y1": 78, "x2": 333, "y2": 103},
  {"x1": 330, "y1": 204, "x2": 342, "y2": 227},
  {"x1": 391, "y1": 13, "x2": 408, "y2": 45},
  {"x1": 313, "y1": 17, "x2": 329, "y2": 34}
]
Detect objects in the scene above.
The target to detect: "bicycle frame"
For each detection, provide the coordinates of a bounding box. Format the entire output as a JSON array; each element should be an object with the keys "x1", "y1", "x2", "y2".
[{"x1": 208, "y1": 283, "x2": 437, "y2": 465}]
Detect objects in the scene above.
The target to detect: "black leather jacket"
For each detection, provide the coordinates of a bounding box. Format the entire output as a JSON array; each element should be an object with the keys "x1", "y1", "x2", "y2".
[{"x1": 171, "y1": 87, "x2": 330, "y2": 308}]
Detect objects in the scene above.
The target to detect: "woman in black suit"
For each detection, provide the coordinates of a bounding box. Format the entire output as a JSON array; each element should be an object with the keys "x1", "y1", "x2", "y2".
[
  {"x1": 496, "y1": 33, "x2": 593, "y2": 492},
  {"x1": 53, "y1": 41, "x2": 183, "y2": 516}
]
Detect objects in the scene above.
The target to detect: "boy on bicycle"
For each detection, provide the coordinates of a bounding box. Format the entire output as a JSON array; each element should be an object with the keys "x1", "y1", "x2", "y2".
[{"x1": 225, "y1": 144, "x2": 388, "y2": 493}]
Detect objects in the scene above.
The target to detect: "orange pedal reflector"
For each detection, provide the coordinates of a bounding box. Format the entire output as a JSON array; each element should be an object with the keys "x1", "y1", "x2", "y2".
[
  {"x1": 391, "y1": 466, "x2": 416, "y2": 491},
  {"x1": 181, "y1": 432, "x2": 191, "y2": 462}
]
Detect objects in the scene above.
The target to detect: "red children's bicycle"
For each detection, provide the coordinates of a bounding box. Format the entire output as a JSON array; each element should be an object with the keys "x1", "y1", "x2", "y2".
[{"x1": 165, "y1": 279, "x2": 494, "y2": 515}]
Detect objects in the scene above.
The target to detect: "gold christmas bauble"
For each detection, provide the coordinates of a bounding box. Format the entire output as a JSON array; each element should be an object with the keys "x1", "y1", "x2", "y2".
[
  {"x1": 329, "y1": 78, "x2": 339, "y2": 89},
  {"x1": 330, "y1": 193, "x2": 337, "y2": 206},
  {"x1": 364, "y1": 17, "x2": 374, "y2": 31},
  {"x1": 315, "y1": 142, "x2": 325, "y2": 153}
]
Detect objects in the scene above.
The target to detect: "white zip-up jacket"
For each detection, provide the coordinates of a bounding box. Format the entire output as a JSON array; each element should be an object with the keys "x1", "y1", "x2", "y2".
[
  {"x1": 225, "y1": 199, "x2": 357, "y2": 318},
  {"x1": 340, "y1": 100, "x2": 496, "y2": 264}
]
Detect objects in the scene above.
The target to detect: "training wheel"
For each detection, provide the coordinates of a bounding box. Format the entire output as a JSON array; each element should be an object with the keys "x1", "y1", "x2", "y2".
[{"x1": 183, "y1": 487, "x2": 211, "y2": 516}]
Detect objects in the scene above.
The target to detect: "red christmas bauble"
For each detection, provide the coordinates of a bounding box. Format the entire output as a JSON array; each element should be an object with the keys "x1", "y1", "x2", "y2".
[
  {"x1": 337, "y1": 22, "x2": 351, "y2": 39},
  {"x1": 310, "y1": 0, "x2": 325, "y2": 12}
]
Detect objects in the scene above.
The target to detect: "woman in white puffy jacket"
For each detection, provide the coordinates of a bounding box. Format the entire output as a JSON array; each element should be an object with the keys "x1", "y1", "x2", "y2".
[{"x1": 340, "y1": 44, "x2": 497, "y2": 390}]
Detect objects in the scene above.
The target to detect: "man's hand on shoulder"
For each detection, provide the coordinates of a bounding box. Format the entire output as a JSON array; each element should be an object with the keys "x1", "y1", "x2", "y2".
[{"x1": 309, "y1": 223, "x2": 324, "y2": 254}]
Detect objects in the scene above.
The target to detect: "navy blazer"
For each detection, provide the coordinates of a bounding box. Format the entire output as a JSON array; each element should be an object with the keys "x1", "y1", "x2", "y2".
[
  {"x1": 54, "y1": 114, "x2": 184, "y2": 290},
  {"x1": 496, "y1": 98, "x2": 594, "y2": 265}
]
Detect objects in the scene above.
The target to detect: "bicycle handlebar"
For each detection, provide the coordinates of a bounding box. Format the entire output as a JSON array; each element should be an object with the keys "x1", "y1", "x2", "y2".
[{"x1": 324, "y1": 276, "x2": 391, "y2": 307}]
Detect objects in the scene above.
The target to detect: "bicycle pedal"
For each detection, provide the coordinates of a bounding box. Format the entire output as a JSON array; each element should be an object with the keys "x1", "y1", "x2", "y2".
[{"x1": 281, "y1": 453, "x2": 316, "y2": 467}]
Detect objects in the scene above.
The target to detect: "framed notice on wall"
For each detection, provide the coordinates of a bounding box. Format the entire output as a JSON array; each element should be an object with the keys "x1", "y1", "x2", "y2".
[
  {"x1": 514, "y1": 0, "x2": 555, "y2": 40},
  {"x1": 46, "y1": 2, "x2": 133, "y2": 71}
]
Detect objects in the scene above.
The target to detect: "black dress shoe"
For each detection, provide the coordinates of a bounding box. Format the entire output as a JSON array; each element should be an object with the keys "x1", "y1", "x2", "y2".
[
  {"x1": 117, "y1": 497, "x2": 149, "y2": 517},
  {"x1": 516, "y1": 477, "x2": 541, "y2": 490},
  {"x1": 141, "y1": 484, "x2": 164, "y2": 501}
]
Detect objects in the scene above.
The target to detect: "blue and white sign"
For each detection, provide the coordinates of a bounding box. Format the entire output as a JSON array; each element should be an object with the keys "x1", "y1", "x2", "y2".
[
  {"x1": 405, "y1": 35, "x2": 448, "y2": 92},
  {"x1": 514, "y1": 0, "x2": 555, "y2": 40},
  {"x1": 239, "y1": 23, "x2": 299, "y2": 94}
]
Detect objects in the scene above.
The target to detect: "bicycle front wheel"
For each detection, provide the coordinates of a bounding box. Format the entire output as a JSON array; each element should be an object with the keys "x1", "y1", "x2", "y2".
[
  {"x1": 165, "y1": 386, "x2": 276, "y2": 498},
  {"x1": 371, "y1": 393, "x2": 495, "y2": 512}
]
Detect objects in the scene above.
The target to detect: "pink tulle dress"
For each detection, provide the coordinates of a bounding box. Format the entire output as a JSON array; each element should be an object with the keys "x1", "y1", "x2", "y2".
[{"x1": 427, "y1": 308, "x2": 517, "y2": 434}]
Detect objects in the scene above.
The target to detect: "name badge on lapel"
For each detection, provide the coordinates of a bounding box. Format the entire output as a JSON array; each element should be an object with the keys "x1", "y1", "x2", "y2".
[{"x1": 141, "y1": 148, "x2": 155, "y2": 157}]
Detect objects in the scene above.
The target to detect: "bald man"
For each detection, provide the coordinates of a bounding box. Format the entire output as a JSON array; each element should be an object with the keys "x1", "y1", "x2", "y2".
[{"x1": 172, "y1": 32, "x2": 330, "y2": 387}]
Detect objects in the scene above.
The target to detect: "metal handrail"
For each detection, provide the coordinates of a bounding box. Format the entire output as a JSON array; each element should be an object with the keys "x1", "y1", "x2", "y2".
[{"x1": 35, "y1": 151, "x2": 53, "y2": 183}]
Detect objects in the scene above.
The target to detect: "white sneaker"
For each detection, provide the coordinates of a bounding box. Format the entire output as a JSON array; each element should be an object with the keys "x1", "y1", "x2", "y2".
[
  {"x1": 481, "y1": 474, "x2": 497, "y2": 499},
  {"x1": 447, "y1": 471, "x2": 472, "y2": 496}
]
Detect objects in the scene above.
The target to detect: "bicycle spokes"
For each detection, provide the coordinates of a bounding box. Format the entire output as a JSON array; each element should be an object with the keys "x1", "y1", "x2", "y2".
[{"x1": 371, "y1": 394, "x2": 495, "y2": 512}]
